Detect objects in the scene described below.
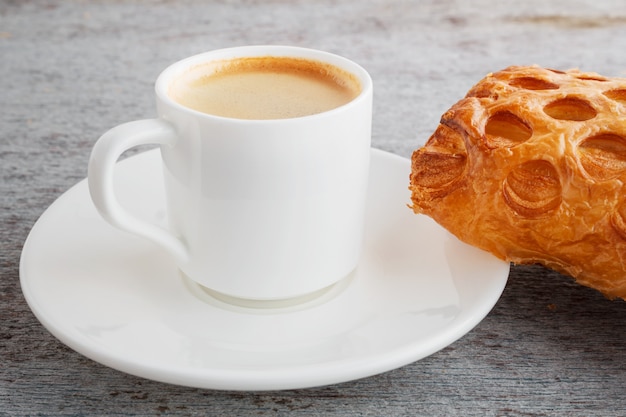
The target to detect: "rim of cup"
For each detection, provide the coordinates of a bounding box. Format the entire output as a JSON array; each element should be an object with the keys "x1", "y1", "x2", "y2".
[{"x1": 155, "y1": 45, "x2": 373, "y2": 123}]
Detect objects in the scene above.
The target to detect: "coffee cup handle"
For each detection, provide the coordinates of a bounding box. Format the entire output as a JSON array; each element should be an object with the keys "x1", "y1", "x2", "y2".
[{"x1": 88, "y1": 119, "x2": 189, "y2": 264}]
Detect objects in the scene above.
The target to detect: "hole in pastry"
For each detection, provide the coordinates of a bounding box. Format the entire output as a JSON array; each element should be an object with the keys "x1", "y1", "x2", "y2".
[
  {"x1": 611, "y1": 203, "x2": 626, "y2": 241},
  {"x1": 576, "y1": 75, "x2": 608, "y2": 82},
  {"x1": 503, "y1": 160, "x2": 562, "y2": 218},
  {"x1": 547, "y1": 68, "x2": 566, "y2": 74},
  {"x1": 543, "y1": 97, "x2": 597, "y2": 121},
  {"x1": 411, "y1": 125, "x2": 467, "y2": 192},
  {"x1": 579, "y1": 133, "x2": 626, "y2": 180},
  {"x1": 604, "y1": 89, "x2": 626, "y2": 104},
  {"x1": 411, "y1": 150, "x2": 467, "y2": 190},
  {"x1": 485, "y1": 111, "x2": 533, "y2": 148},
  {"x1": 509, "y1": 77, "x2": 560, "y2": 90}
]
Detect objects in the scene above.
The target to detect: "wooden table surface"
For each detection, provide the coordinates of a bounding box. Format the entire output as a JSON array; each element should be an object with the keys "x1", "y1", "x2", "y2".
[{"x1": 2, "y1": 1, "x2": 625, "y2": 415}]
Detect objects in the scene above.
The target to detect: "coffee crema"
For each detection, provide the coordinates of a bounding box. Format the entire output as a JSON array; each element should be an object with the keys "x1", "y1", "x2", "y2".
[{"x1": 168, "y1": 56, "x2": 362, "y2": 120}]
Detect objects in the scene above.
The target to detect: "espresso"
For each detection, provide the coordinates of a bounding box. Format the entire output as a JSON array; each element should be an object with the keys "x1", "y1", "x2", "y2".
[{"x1": 169, "y1": 56, "x2": 361, "y2": 120}]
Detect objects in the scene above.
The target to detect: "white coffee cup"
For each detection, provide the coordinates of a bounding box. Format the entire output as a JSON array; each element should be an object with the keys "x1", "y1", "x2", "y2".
[{"x1": 88, "y1": 46, "x2": 373, "y2": 302}]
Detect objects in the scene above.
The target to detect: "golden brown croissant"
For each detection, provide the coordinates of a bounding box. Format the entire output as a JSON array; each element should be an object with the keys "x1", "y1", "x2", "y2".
[{"x1": 409, "y1": 65, "x2": 626, "y2": 300}]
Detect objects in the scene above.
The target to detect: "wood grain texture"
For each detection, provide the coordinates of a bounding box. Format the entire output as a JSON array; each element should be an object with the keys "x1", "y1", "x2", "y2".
[{"x1": 2, "y1": 0, "x2": 625, "y2": 415}]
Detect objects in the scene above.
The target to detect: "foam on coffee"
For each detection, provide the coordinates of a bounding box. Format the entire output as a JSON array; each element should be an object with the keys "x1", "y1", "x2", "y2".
[{"x1": 169, "y1": 56, "x2": 361, "y2": 120}]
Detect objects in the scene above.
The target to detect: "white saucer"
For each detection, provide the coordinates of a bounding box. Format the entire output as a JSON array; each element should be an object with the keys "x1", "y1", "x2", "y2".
[{"x1": 20, "y1": 148, "x2": 509, "y2": 391}]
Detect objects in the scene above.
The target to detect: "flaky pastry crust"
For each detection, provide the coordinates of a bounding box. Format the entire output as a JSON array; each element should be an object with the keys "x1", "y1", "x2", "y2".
[{"x1": 410, "y1": 65, "x2": 626, "y2": 300}]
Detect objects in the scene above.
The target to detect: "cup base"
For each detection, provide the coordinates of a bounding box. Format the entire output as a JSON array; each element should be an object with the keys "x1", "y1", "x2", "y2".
[{"x1": 181, "y1": 270, "x2": 355, "y2": 313}]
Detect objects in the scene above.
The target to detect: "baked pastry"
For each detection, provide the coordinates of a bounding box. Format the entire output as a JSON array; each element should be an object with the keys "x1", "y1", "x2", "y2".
[{"x1": 409, "y1": 65, "x2": 626, "y2": 300}]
